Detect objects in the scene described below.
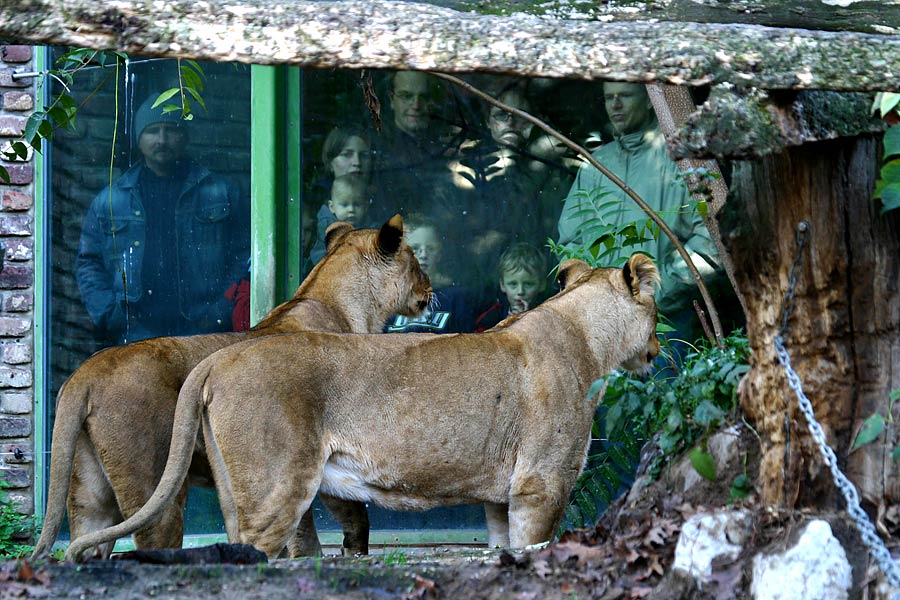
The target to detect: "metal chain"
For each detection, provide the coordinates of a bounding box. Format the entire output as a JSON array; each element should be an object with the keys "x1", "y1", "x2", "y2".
[{"x1": 775, "y1": 221, "x2": 900, "y2": 597}]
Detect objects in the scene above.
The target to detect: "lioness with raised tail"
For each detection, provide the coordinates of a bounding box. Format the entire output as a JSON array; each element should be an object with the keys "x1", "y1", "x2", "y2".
[
  {"x1": 66, "y1": 254, "x2": 659, "y2": 560},
  {"x1": 34, "y1": 215, "x2": 431, "y2": 560}
]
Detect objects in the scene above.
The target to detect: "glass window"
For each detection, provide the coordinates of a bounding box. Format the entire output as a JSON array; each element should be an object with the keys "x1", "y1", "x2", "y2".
[
  {"x1": 47, "y1": 53, "x2": 252, "y2": 539},
  {"x1": 43, "y1": 58, "x2": 739, "y2": 545}
]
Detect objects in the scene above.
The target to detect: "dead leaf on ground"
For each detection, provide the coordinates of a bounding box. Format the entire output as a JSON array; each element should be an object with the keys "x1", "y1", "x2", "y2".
[{"x1": 533, "y1": 558, "x2": 552, "y2": 579}]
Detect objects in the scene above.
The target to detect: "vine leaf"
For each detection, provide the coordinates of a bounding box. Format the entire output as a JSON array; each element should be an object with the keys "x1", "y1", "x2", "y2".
[
  {"x1": 851, "y1": 413, "x2": 885, "y2": 450},
  {"x1": 689, "y1": 446, "x2": 717, "y2": 481},
  {"x1": 151, "y1": 88, "x2": 180, "y2": 109}
]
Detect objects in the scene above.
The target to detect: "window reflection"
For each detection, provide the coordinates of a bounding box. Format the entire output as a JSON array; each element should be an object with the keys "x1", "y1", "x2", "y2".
[{"x1": 49, "y1": 55, "x2": 252, "y2": 536}]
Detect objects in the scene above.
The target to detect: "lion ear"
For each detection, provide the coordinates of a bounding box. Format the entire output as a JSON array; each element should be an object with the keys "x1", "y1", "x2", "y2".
[
  {"x1": 325, "y1": 222, "x2": 355, "y2": 252},
  {"x1": 557, "y1": 259, "x2": 592, "y2": 290},
  {"x1": 376, "y1": 214, "x2": 404, "y2": 257},
  {"x1": 623, "y1": 253, "x2": 660, "y2": 297}
]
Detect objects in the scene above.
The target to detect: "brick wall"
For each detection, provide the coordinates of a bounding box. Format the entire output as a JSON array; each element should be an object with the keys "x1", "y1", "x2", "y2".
[{"x1": 0, "y1": 44, "x2": 36, "y2": 516}]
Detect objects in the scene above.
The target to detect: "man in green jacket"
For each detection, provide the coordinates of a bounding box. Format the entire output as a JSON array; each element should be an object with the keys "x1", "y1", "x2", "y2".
[{"x1": 557, "y1": 82, "x2": 722, "y2": 337}]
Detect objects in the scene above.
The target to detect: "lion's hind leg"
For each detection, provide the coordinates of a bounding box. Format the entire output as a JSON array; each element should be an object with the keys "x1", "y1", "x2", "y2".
[
  {"x1": 67, "y1": 434, "x2": 121, "y2": 560},
  {"x1": 507, "y1": 472, "x2": 567, "y2": 548},
  {"x1": 233, "y1": 466, "x2": 325, "y2": 559},
  {"x1": 208, "y1": 412, "x2": 328, "y2": 558}
]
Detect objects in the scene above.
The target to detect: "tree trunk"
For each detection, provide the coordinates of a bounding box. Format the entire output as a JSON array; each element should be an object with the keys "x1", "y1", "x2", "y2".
[{"x1": 723, "y1": 135, "x2": 900, "y2": 514}]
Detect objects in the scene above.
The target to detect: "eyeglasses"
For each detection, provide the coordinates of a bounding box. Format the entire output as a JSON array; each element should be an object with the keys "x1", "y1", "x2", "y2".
[
  {"x1": 490, "y1": 112, "x2": 523, "y2": 124},
  {"x1": 392, "y1": 90, "x2": 433, "y2": 104}
]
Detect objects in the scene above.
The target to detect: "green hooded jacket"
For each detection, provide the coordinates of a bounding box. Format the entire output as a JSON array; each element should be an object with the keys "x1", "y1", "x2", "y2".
[{"x1": 557, "y1": 125, "x2": 721, "y2": 316}]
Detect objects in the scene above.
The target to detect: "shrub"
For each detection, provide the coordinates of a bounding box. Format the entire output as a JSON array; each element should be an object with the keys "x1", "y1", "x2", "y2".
[
  {"x1": 0, "y1": 476, "x2": 36, "y2": 559},
  {"x1": 562, "y1": 330, "x2": 749, "y2": 530}
]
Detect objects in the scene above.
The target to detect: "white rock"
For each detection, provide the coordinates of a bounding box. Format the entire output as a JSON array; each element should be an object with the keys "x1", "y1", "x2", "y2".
[
  {"x1": 673, "y1": 510, "x2": 750, "y2": 584},
  {"x1": 751, "y1": 520, "x2": 852, "y2": 600}
]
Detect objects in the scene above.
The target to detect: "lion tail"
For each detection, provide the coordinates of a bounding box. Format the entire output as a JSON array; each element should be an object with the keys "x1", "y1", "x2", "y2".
[
  {"x1": 64, "y1": 358, "x2": 213, "y2": 562},
  {"x1": 30, "y1": 377, "x2": 88, "y2": 559}
]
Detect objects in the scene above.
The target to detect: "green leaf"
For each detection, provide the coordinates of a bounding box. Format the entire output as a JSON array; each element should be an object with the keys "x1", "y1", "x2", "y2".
[
  {"x1": 689, "y1": 447, "x2": 717, "y2": 481},
  {"x1": 574, "y1": 491, "x2": 597, "y2": 524},
  {"x1": 585, "y1": 378, "x2": 607, "y2": 405},
  {"x1": 56, "y1": 93, "x2": 76, "y2": 111},
  {"x1": 181, "y1": 65, "x2": 203, "y2": 91},
  {"x1": 24, "y1": 112, "x2": 44, "y2": 142},
  {"x1": 47, "y1": 105, "x2": 69, "y2": 126},
  {"x1": 37, "y1": 121, "x2": 53, "y2": 140},
  {"x1": 185, "y1": 87, "x2": 206, "y2": 110},
  {"x1": 881, "y1": 158, "x2": 900, "y2": 183},
  {"x1": 186, "y1": 60, "x2": 206, "y2": 79},
  {"x1": 0, "y1": 166, "x2": 9, "y2": 184},
  {"x1": 884, "y1": 125, "x2": 900, "y2": 159},
  {"x1": 694, "y1": 400, "x2": 726, "y2": 427},
  {"x1": 881, "y1": 93, "x2": 900, "y2": 119},
  {"x1": 890, "y1": 389, "x2": 900, "y2": 402},
  {"x1": 852, "y1": 413, "x2": 885, "y2": 450},
  {"x1": 10, "y1": 142, "x2": 28, "y2": 160},
  {"x1": 893, "y1": 445, "x2": 900, "y2": 462},
  {"x1": 880, "y1": 183, "x2": 900, "y2": 215},
  {"x1": 696, "y1": 199, "x2": 708, "y2": 218},
  {"x1": 152, "y1": 88, "x2": 180, "y2": 109},
  {"x1": 729, "y1": 473, "x2": 753, "y2": 500}
]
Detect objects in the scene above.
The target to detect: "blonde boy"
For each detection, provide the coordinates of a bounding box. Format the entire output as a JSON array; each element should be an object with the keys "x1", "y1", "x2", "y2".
[{"x1": 475, "y1": 243, "x2": 547, "y2": 331}]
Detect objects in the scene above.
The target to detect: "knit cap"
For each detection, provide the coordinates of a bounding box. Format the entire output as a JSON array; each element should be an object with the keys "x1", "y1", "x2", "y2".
[{"x1": 133, "y1": 93, "x2": 185, "y2": 138}]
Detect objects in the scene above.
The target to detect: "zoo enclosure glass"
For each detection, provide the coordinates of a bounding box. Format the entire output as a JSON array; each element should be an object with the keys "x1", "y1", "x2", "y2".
[{"x1": 42, "y1": 58, "x2": 726, "y2": 546}]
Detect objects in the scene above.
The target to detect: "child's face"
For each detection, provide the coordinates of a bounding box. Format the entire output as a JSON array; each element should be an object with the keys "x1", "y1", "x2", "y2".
[
  {"x1": 500, "y1": 268, "x2": 543, "y2": 314},
  {"x1": 405, "y1": 226, "x2": 442, "y2": 273},
  {"x1": 328, "y1": 186, "x2": 367, "y2": 226}
]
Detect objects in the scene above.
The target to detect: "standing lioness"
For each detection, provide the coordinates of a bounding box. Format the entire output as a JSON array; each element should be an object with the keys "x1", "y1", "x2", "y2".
[
  {"x1": 35, "y1": 215, "x2": 431, "y2": 560},
  {"x1": 67, "y1": 254, "x2": 659, "y2": 560}
]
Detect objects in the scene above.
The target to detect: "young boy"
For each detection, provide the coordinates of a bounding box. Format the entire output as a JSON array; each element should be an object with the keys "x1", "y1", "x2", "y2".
[
  {"x1": 310, "y1": 174, "x2": 371, "y2": 263},
  {"x1": 385, "y1": 213, "x2": 476, "y2": 334},
  {"x1": 474, "y1": 242, "x2": 548, "y2": 332}
]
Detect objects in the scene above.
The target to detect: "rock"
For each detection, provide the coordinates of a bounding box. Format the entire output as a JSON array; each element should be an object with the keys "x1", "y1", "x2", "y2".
[
  {"x1": 673, "y1": 510, "x2": 750, "y2": 585},
  {"x1": 751, "y1": 520, "x2": 852, "y2": 600}
]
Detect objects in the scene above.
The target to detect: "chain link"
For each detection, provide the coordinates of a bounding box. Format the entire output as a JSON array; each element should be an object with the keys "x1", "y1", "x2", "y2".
[{"x1": 775, "y1": 220, "x2": 900, "y2": 598}]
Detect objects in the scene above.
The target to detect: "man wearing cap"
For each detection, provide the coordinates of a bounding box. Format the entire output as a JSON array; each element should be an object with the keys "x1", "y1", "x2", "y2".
[{"x1": 76, "y1": 94, "x2": 249, "y2": 344}]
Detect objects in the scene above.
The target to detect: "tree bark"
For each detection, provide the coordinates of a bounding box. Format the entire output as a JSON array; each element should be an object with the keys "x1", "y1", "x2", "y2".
[
  {"x1": 0, "y1": 0, "x2": 897, "y2": 91},
  {"x1": 443, "y1": 0, "x2": 900, "y2": 35},
  {"x1": 723, "y1": 135, "x2": 900, "y2": 513}
]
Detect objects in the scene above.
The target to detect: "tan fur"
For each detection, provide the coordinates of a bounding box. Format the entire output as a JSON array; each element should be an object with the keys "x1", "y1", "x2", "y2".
[
  {"x1": 66, "y1": 254, "x2": 660, "y2": 561},
  {"x1": 34, "y1": 215, "x2": 431, "y2": 560}
]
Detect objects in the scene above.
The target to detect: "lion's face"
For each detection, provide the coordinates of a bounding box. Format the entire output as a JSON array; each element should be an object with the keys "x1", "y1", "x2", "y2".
[
  {"x1": 555, "y1": 255, "x2": 660, "y2": 375},
  {"x1": 619, "y1": 323, "x2": 660, "y2": 374},
  {"x1": 322, "y1": 214, "x2": 433, "y2": 322}
]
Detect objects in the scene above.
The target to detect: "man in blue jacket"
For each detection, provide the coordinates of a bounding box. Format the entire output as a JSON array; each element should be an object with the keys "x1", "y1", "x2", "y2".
[{"x1": 76, "y1": 94, "x2": 249, "y2": 344}]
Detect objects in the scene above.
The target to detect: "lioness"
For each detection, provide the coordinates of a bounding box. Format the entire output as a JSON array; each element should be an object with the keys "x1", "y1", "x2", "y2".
[
  {"x1": 66, "y1": 254, "x2": 659, "y2": 561},
  {"x1": 34, "y1": 215, "x2": 431, "y2": 560}
]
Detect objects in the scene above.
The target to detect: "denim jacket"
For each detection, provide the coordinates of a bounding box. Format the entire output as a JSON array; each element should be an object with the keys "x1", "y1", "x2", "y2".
[{"x1": 76, "y1": 161, "x2": 249, "y2": 340}]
